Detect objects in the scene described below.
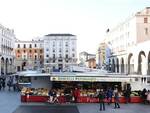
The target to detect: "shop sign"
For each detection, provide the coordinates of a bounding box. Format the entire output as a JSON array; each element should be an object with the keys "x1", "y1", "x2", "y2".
[{"x1": 50, "y1": 76, "x2": 131, "y2": 82}]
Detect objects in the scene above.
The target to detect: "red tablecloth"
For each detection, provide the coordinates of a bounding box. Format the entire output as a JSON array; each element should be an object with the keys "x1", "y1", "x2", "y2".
[{"x1": 21, "y1": 95, "x2": 143, "y2": 103}]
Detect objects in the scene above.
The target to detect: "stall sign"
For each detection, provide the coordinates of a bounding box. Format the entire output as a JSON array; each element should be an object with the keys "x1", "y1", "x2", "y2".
[
  {"x1": 51, "y1": 76, "x2": 96, "y2": 82},
  {"x1": 50, "y1": 76, "x2": 131, "y2": 82}
]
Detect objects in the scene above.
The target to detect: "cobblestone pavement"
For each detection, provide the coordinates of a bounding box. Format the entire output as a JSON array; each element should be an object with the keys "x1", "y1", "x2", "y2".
[{"x1": 0, "y1": 90, "x2": 150, "y2": 113}]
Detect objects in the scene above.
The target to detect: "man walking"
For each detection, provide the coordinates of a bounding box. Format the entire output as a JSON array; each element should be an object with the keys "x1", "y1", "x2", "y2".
[
  {"x1": 114, "y1": 88, "x2": 120, "y2": 109},
  {"x1": 98, "y1": 89, "x2": 105, "y2": 111}
]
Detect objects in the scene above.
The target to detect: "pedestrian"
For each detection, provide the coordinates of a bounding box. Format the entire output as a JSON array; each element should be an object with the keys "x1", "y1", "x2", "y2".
[
  {"x1": 0, "y1": 82, "x2": 2, "y2": 91},
  {"x1": 146, "y1": 90, "x2": 150, "y2": 104},
  {"x1": 106, "y1": 88, "x2": 113, "y2": 105},
  {"x1": 141, "y1": 88, "x2": 147, "y2": 104},
  {"x1": 2, "y1": 80, "x2": 5, "y2": 90},
  {"x1": 114, "y1": 88, "x2": 120, "y2": 109},
  {"x1": 124, "y1": 88, "x2": 131, "y2": 103},
  {"x1": 98, "y1": 89, "x2": 105, "y2": 111},
  {"x1": 7, "y1": 79, "x2": 12, "y2": 91},
  {"x1": 48, "y1": 89, "x2": 53, "y2": 103}
]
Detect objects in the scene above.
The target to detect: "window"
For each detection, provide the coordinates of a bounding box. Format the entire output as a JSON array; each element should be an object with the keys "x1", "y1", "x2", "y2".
[
  {"x1": 35, "y1": 50, "x2": 37, "y2": 53},
  {"x1": 35, "y1": 55, "x2": 37, "y2": 60},
  {"x1": 66, "y1": 49, "x2": 68, "y2": 52},
  {"x1": 23, "y1": 44, "x2": 26, "y2": 48},
  {"x1": 59, "y1": 49, "x2": 61, "y2": 52},
  {"x1": 17, "y1": 50, "x2": 20, "y2": 53},
  {"x1": 53, "y1": 54, "x2": 55, "y2": 58},
  {"x1": 53, "y1": 41, "x2": 55, "y2": 47},
  {"x1": 72, "y1": 54, "x2": 75, "y2": 57},
  {"x1": 40, "y1": 49, "x2": 42, "y2": 53},
  {"x1": 144, "y1": 17, "x2": 148, "y2": 23},
  {"x1": 29, "y1": 44, "x2": 32, "y2": 48},
  {"x1": 46, "y1": 60, "x2": 49, "y2": 63},
  {"x1": 29, "y1": 50, "x2": 32, "y2": 53},
  {"x1": 59, "y1": 54, "x2": 62, "y2": 58},
  {"x1": 18, "y1": 44, "x2": 20, "y2": 48},
  {"x1": 46, "y1": 48, "x2": 49, "y2": 51},
  {"x1": 145, "y1": 28, "x2": 148, "y2": 35},
  {"x1": 72, "y1": 48, "x2": 75, "y2": 51},
  {"x1": 65, "y1": 54, "x2": 68, "y2": 58},
  {"x1": 23, "y1": 50, "x2": 26, "y2": 53},
  {"x1": 53, "y1": 49, "x2": 55, "y2": 52},
  {"x1": 46, "y1": 54, "x2": 49, "y2": 57},
  {"x1": 40, "y1": 55, "x2": 42, "y2": 59},
  {"x1": 35, "y1": 44, "x2": 37, "y2": 47},
  {"x1": 65, "y1": 42, "x2": 68, "y2": 46}
]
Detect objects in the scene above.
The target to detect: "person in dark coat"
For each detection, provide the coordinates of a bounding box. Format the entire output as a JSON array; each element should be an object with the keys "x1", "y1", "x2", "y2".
[
  {"x1": 106, "y1": 88, "x2": 113, "y2": 105},
  {"x1": 124, "y1": 89, "x2": 131, "y2": 103},
  {"x1": 98, "y1": 89, "x2": 105, "y2": 111},
  {"x1": 114, "y1": 89, "x2": 120, "y2": 109},
  {"x1": 141, "y1": 88, "x2": 147, "y2": 104}
]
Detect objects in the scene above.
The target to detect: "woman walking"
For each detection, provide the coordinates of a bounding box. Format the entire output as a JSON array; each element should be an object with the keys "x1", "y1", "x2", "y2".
[{"x1": 114, "y1": 88, "x2": 120, "y2": 109}]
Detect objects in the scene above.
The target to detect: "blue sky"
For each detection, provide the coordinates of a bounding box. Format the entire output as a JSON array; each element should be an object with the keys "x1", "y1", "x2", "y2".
[{"x1": 0, "y1": 0, "x2": 150, "y2": 54}]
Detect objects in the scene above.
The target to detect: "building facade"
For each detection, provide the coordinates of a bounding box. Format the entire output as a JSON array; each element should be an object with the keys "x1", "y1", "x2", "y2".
[
  {"x1": 43, "y1": 34, "x2": 77, "y2": 72},
  {"x1": 79, "y1": 51, "x2": 96, "y2": 67},
  {"x1": 96, "y1": 42, "x2": 106, "y2": 68},
  {"x1": 0, "y1": 24, "x2": 15, "y2": 76},
  {"x1": 104, "y1": 7, "x2": 150, "y2": 89},
  {"x1": 15, "y1": 40, "x2": 44, "y2": 71}
]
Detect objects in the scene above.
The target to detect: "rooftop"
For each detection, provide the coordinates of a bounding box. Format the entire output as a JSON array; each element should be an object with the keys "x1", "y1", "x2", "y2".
[{"x1": 45, "y1": 33, "x2": 75, "y2": 36}]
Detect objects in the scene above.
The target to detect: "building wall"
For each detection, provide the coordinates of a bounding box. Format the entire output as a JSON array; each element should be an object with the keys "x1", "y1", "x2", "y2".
[
  {"x1": 0, "y1": 24, "x2": 15, "y2": 76},
  {"x1": 43, "y1": 34, "x2": 77, "y2": 72},
  {"x1": 15, "y1": 40, "x2": 44, "y2": 71},
  {"x1": 96, "y1": 42, "x2": 106, "y2": 68},
  {"x1": 104, "y1": 7, "x2": 150, "y2": 89}
]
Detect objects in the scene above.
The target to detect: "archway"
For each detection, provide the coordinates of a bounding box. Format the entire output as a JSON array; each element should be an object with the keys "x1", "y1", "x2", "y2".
[
  {"x1": 116, "y1": 58, "x2": 119, "y2": 73},
  {"x1": 1, "y1": 57, "x2": 4, "y2": 75},
  {"x1": 22, "y1": 62, "x2": 27, "y2": 71},
  {"x1": 5, "y1": 58, "x2": 9, "y2": 74},
  {"x1": 138, "y1": 51, "x2": 146, "y2": 75},
  {"x1": 128, "y1": 53, "x2": 134, "y2": 74},
  {"x1": 109, "y1": 59, "x2": 111, "y2": 71},
  {"x1": 148, "y1": 51, "x2": 150, "y2": 75},
  {"x1": 112, "y1": 59, "x2": 115, "y2": 72},
  {"x1": 10, "y1": 58, "x2": 12, "y2": 74},
  {"x1": 121, "y1": 58, "x2": 124, "y2": 73}
]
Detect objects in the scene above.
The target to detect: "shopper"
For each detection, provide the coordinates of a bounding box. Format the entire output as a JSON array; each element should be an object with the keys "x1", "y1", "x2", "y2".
[
  {"x1": 48, "y1": 89, "x2": 53, "y2": 103},
  {"x1": 106, "y1": 88, "x2": 113, "y2": 105},
  {"x1": 73, "y1": 88, "x2": 80, "y2": 103},
  {"x1": 98, "y1": 89, "x2": 105, "y2": 111},
  {"x1": 141, "y1": 88, "x2": 147, "y2": 104},
  {"x1": 124, "y1": 88, "x2": 131, "y2": 103},
  {"x1": 146, "y1": 90, "x2": 150, "y2": 104},
  {"x1": 114, "y1": 88, "x2": 120, "y2": 109}
]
